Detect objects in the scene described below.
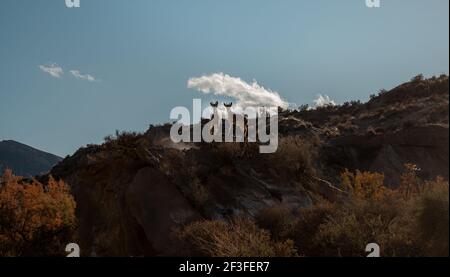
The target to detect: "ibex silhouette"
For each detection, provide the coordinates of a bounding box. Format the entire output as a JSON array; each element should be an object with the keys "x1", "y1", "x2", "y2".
[
  {"x1": 209, "y1": 101, "x2": 219, "y2": 135},
  {"x1": 222, "y1": 103, "x2": 249, "y2": 143}
]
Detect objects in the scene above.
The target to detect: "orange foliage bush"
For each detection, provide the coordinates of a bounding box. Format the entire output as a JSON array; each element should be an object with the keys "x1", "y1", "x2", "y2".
[
  {"x1": 0, "y1": 169, "x2": 76, "y2": 256},
  {"x1": 341, "y1": 169, "x2": 391, "y2": 200}
]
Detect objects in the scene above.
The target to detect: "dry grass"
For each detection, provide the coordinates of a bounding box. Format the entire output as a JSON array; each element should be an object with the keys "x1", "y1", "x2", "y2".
[{"x1": 174, "y1": 217, "x2": 297, "y2": 257}]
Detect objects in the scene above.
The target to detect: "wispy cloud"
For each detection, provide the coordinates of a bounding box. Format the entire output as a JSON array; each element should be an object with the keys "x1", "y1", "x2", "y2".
[
  {"x1": 187, "y1": 73, "x2": 289, "y2": 109},
  {"x1": 38, "y1": 64, "x2": 99, "y2": 82},
  {"x1": 38, "y1": 64, "x2": 64, "y2": 78},
  {"x1": 70, "y1": 70, "x2": 98, "y2": 82},
  {"x1": 313, "y1": 94, "x2": 336, "y2": 108}
]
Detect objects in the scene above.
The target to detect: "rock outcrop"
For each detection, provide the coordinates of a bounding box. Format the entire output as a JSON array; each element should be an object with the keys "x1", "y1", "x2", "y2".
[{"x1": 49, "y1": 75, "x2": 449, "y2": 256}]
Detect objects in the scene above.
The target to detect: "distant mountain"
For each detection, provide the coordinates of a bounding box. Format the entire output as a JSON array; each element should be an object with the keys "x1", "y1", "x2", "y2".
[{"x1": 0, "y1": 140, "x2": 62, "y2": 177}]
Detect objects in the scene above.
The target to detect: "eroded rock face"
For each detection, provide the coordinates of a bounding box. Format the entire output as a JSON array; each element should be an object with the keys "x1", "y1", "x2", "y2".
[
  {"x1": 328, "y1": 125, "x2": 449, "y2": 185},
  {"x1": 51, "y1": 141, "x2": 321, "y2": 256},
  {"x1": 125, "y1": 167, "x2": 200, "y2": 255}
]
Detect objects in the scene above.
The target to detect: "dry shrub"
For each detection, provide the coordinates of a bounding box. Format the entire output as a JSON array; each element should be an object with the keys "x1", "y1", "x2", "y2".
[
  {"x1": 417, "y1": 177, "x2": 449, "y2": 256},
  {"x1": 255, "y1": 204, "x2": 295, "y2": 240},
  {"x1": 312, "y1": 199, "x2": 420, "y2": 257},
  {"x1": 411, "y1": 74, "x2": 425, "y2": 83},
  {"x1": 289, "y1": 202, "x2": 335, "y2": 256},
  {"x1": 158, "y1": 149, "x2": 184, "y2": 176},
  {"x1": 175, "y1": 217, "x2": 297, "y2": 257},
  {"x1": 341, "y1": 169, "x2": 391, "y2": 200},
  {"x1": 336, "y1": 119, "x2": 357, "y2": 133},
  {"x1": 0, "y1": 170, "x2": 77, "y2": 256},
  {"x1": 285, "y1": 167, "x2": 448, "y2": 257},
  {"x1": 266, "y1": 136, "x2": 318, "y2": 181},
  {"x1": 212, "y1": 142, "x2": 259, "y2": 164},
  {"x1": 213, "y1": 143, "x2": 244, "y2": 164},
  {"x1": 104, "y1": 130, "x2": 141, "y2": 148},
  {"x1": 288, "y1": 198, "x2": 421, "y2": 257},
  {"x1": 189, "y1": 177, "x2": 211, "y2": 208}
]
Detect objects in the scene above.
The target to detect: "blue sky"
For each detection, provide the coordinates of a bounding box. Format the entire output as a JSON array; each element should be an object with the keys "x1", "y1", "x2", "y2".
[{"x1": 0, "y1": 0, "x2": 448, "y2": 156}]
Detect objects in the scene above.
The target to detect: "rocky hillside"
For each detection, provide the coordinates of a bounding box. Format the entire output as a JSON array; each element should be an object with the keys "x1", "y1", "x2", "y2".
[
  {"x1": 287, "y1": 74, "x2": 449, "y2": 185},
  {"x1": 49, "y1": 75, "x2": 449, "y2": 256},
  {"x1": 0, "y1": 140, "x2": 62, "y2": 177}
]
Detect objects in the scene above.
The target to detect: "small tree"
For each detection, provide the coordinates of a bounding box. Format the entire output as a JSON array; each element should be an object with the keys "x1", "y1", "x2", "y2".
[
  {"x1": 0, "y1": 171, "x2": 76, "y2": 256},
  {"x1": 399, "y1": 164, "x2": 422, "y2": 200}
]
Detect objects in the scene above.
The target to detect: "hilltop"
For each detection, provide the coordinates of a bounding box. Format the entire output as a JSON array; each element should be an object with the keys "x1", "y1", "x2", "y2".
[{"x1": 42, "y1": 75, "x2": 449, "y2": 256}]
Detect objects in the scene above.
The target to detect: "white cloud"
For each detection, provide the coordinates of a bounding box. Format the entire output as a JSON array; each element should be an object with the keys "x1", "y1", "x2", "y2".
[
  {"x1": 313, "y1": 94, "x2": 336, "y2": 108},
  {"x1": 187, "y1": 73, "x2": 289, "y2": 109},
  {"x1": 70, "y1": 70, "x2": 97, "y2": 82},
  {"x1": 38, "y1": 64, "x2": 63, "y2": 78}
]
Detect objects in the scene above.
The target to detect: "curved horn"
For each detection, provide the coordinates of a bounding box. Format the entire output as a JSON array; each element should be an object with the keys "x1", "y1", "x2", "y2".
[{"x1": 224, "y1": 102, "x2": 233, "y2": 108}]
